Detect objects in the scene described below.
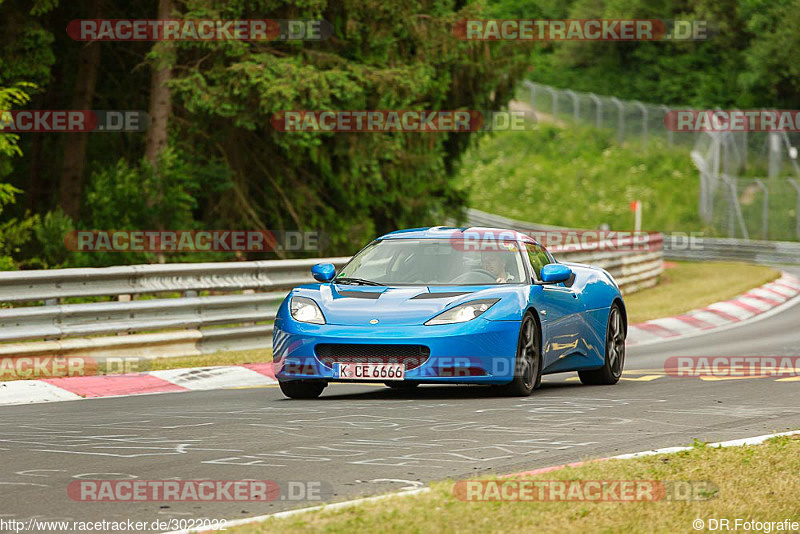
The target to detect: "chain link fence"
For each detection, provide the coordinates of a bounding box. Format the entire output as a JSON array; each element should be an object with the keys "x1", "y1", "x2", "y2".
[
  {"x1": 523, "y1": 81, "x2": 800, "y2": 242},
  {"x1": 523, "y1": 81, "x2": 697, "y2": 151},
  {"x1": 693, "y1": 130, "x2": 800, "y2": 241}
]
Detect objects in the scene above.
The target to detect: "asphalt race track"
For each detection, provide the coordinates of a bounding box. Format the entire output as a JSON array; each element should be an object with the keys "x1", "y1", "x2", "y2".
[{"x1": 2, "y1": 267, "x2": 799, "y2": 531}]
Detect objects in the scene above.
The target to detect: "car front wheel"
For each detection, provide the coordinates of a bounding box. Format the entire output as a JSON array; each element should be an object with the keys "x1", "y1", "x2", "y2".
[
  {"x1": 501, "y1": 312, "x2": 542, "y2": 396},
  {"x1": 279, "y1": 380, "x2": 326, "y2": 399}
]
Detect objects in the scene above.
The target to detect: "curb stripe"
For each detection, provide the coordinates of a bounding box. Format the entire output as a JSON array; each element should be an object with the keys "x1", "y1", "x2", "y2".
[
  {"x1": 761, "y1": 286, "x2": 793, "y2": 299},
  {"x1": 743, "y1": 292, "x2": 782, "y2": 306},
  {"x1": 701, "y1": 307, "x2": 741, "y2": 322},
  {"x1": 42, "y1": 374, "x2": 188, "y2": 398},
  {"x1": 673, "y1": 314, "x2": 715, "y2": 330},
  {"x1": 632, "y1": 323, "x2": 681, "y2": 338},
  {"x1": 774, "y1": 280, "x2": 800, "y2": 291},
  {"x1": 727, "y1": 299, "x2": 763, "y2": 314}
]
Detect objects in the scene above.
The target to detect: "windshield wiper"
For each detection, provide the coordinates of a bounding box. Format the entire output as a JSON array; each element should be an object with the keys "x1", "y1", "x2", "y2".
[{"x1": 334, "y1": 277, "x2": 385, "y2": 286}]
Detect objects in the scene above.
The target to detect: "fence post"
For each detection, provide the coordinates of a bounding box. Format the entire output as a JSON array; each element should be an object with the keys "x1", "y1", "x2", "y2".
[
  {"x1": 527, "y1": 81, "x2": 536, "y2": 112},
  {"x1": 660, "y1": 105, "x2": 672, "y2": 147},
  {"x1": 545, "y1": 86, "x2": 558, "y2": 117},
  {"x1": 790, "y1": 179, "x2": 800, "y2": 240},
  {"x1": 589, "y1": 93, "x2": 602, "y2": 128},
  {"x1": 754, "y1": 179, "x2": 769, "y2": 240},
  {"x1": 566, "y1": 89, "x2": 579, "y2": 120},
  {"x1": 728, "y1": 177, "x2": 736, "y2": 238},
  {"x1": 634, "y1": 101, "x2": 647, "y2": 151},
  {"x1": 610, "y1": 97, "x2": 624, "y2": 144},
  {"x1": 768, "y1": 129, "x2": 781, "y2": 179}
]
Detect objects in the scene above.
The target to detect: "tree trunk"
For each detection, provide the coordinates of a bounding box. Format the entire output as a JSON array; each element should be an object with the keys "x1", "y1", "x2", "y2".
[
  {"x1": 145, "y1": 0, "x2": 175, "y2": 168},
  {"x1": 58, "y1": 0, "x2": 102, "y2": 219},
  {"x1": 145, "y1": 0, "x2": 176, "y2": 264}
]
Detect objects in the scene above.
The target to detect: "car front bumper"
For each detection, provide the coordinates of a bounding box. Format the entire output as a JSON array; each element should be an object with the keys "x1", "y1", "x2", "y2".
[{"x1": 273, "y1": 317, "x2": 521, "y2": 385}]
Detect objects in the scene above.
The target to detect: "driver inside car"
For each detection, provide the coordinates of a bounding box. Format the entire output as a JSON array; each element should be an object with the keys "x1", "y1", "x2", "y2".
[{"x1": 480, "y1": 250, "x2": 515, "y2": 283}]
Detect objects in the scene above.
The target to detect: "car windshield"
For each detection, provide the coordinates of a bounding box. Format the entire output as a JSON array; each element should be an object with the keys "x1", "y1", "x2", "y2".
[{"x1": 336, "y1": 238, "x2": 527, "y2": 285}]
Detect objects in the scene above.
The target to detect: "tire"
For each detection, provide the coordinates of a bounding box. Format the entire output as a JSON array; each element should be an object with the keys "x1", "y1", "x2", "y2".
[
  {"x1": 384, "y1": 381, "x2": 419, "y2": 389},
  {"x1": 579, "y1": 303, "x2": 625, "y2": 385},
  {"x1": 501, "y1": 312, "x2": 542, "y2": 397},
  {"x1": 279, "y1": 380, "x2": 326, "y2": 399}
]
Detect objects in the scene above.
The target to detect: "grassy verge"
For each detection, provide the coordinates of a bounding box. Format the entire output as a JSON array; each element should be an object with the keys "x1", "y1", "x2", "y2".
[
  {"x1": 231, "y1": 434, "x2": 800, "y2": 533},
  {"x1": 625, "y1": 261, "x2": 780, "y2": 324},
  {"x1": 147, "y1": 347, "x2": 273, "y2": 370},
  {"x1": 0, "y1": 347, "x2": 272, "y2": 382},
  {"x1": 457, "y1": 122, "x2": 705, "y2": 234}
]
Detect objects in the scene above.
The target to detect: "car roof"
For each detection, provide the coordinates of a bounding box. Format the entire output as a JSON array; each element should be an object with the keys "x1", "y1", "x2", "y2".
[{"x1": 378, "y1": 226, "x2": 540, "y2": 245}]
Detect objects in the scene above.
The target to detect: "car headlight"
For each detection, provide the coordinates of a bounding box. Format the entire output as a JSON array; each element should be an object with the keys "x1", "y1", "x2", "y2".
[
  {"x1": 290, "y1": 296, "x2": 326, "y2": 324},
  {"x1": 425, "y1": 298, "x2": 500, "y2": 325}
]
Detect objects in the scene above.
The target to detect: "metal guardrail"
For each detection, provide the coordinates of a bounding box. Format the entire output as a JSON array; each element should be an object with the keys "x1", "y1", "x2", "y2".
[
  {"x1": 0, "y1": 257, "x2": 351, "y2": 303},
  {"x1": 663, "y1": 235, "x2": 800, "y2": 264},
  {"x1": 0, "y1": 258, "x2": 350, "y2": 360}
]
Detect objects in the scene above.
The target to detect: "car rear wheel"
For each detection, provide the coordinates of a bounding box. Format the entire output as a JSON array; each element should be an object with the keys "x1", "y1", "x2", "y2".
[
  {"x1": 501, "y1": 313, "x2": 542, "y2": 397},
  {"x1": 279, "y1": 380, "x2": 326, "y2": 399},
  {"x1": 579, "y1": 303, "x2": 625, "y2": 385}
]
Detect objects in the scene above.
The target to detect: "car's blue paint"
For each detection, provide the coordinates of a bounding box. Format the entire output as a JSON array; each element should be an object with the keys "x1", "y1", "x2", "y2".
[
  {"x1": 273, "y1": 227, "x2": 626, "y2": 385},
  {"x1": 540, "y1": 263, "x2": 572, "y2": 283},
  {"x1": 311, "y1": 262, "x2": 336, "y2": 282}
]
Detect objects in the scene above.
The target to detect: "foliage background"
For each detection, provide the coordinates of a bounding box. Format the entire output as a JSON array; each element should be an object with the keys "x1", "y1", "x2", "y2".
[{"x1": 1, "y1": 0, "x2": 798, "y2": 269}]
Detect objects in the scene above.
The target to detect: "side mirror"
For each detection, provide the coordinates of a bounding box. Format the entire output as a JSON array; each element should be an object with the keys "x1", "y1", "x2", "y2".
[
  {"x1": 311, "y1": 263, "x2": 336, "y2": 282},
  {"x1": 540, "y1": 264, "x2": 572, "y2": 284}
]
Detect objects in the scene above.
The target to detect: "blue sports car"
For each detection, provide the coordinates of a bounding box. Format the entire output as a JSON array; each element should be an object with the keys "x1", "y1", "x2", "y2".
[{"x1": 273, "y1": 226, "x2": 627, "y2": 398}]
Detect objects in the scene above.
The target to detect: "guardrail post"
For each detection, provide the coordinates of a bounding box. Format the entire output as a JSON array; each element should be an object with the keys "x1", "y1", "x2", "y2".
[{"x1": 790, "y1": 179, "x2": 800, "y2": 239}]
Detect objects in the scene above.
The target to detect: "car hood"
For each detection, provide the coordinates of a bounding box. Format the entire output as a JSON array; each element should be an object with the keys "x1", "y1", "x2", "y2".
[{"x1": 290, "y1": 284, "x2": 526, "y2": 326}]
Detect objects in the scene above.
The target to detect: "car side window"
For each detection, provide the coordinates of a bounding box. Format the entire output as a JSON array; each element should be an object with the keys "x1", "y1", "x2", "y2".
[{"x1": 525, "y1": 243, "x2": 551, "y2": 280}]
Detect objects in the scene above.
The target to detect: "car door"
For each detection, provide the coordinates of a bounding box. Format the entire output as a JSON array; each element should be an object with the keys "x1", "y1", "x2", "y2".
[{"x1": 524, "y1": 243, "x2": 585, "y2": 367}]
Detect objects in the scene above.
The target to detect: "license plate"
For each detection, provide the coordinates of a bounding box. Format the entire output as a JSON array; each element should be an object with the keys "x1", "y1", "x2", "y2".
[{"x1": 333, "y1": 362, "x2": 405, "y2": 381}]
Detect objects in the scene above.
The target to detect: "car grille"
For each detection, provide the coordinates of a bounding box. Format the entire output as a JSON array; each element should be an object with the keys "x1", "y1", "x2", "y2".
[{"x1": 315, "y1": 344, "x2": 431, "y2": 370}]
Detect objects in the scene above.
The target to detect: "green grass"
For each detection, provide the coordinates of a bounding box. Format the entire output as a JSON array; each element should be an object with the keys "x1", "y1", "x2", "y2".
[
  {"x1": 147, "y1": 347, "x2": 273, "y2": 371},
  {"x1": 230, "y1": 433, "x2": 800, "y2": 533},
  {"x1": 457, "y1": 122, "x2": 707, "y2": 234},
  {"x1": 625, "y1": 261, "x2": 780, "y2": 324}
]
